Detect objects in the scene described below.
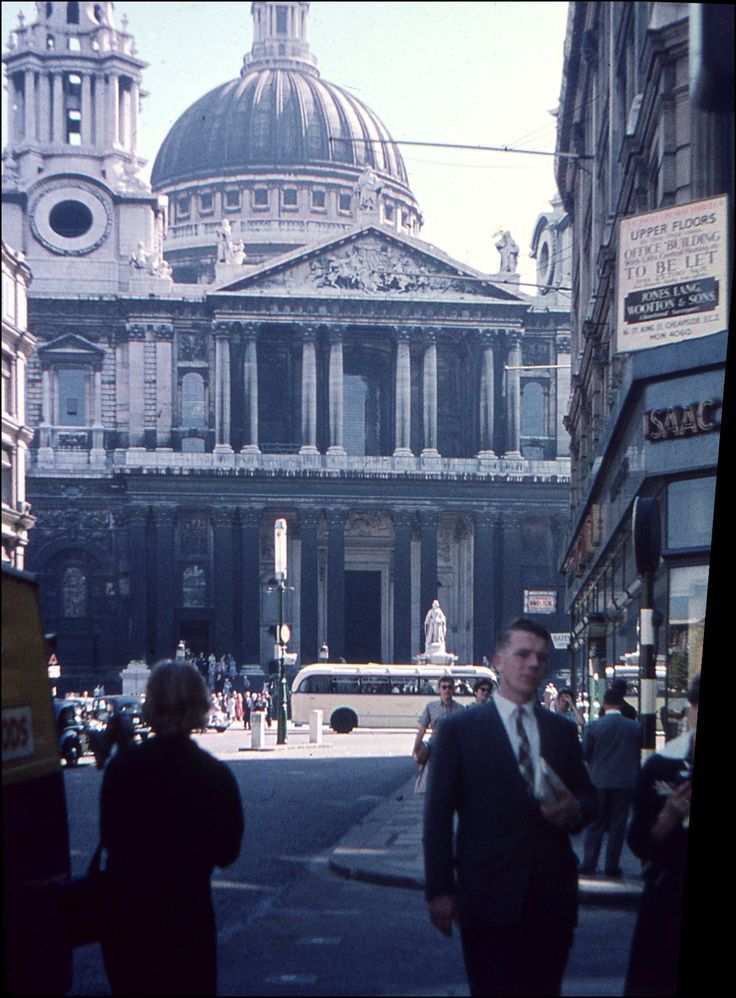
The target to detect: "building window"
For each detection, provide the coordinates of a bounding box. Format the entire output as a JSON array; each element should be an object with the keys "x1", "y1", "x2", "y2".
[
  {"x1": 66, "y1": 2, "x2": 80, "y2": 24},
  {"x1": 282, "y1": 188, "x2": 298, "y2": 208},
  {"x1": 199, "y1": 192, "x2": 214, "y2": 215},
  {"x1": 253, "y1": 188, "x2": 269, "y2": 208},
  {"x1": 667, "y1": 477, "x2": 716, "y2": 550},
  {"x1": 180, "y1": 372, "x2": 206, "y2": 430},
  {"x1": 2, "y1": 448, "x2": 13, "y2": 507},
  {"x1": 176, "y1": 196, "x2": 191, "y2": 221},
  {"x1": 224, "y1": 189, "x2": 241, "y2": 211},
  {"x1": 2, "y1": 356, "x2": 15, "y2": 417},
  {"x1": 521, "y1": 381, "x2": 546, "y2": 437},
  {"x1": 57, "y1": 368, "x2": 87, "y2": 425},
  {"x1": 276, "y1": 6, "x2": 288, "y2": 34},
  {"x1": 62, "y1": 564, "x2": 87, "y2": 618},
  {"x1": 312, "y1": 190, "x2": 326, "y2": 210},
  {"x1": 383, "y1": 203, "x2": 394, "y2": 222},
  {"x1": 338, "y1": 192, "x2": 352, "y2": 213}
]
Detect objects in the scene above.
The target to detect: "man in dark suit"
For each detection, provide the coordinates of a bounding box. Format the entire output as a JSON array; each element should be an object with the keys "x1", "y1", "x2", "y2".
[
  {"x1": 423, "y1": 618, "x2": 596, "y2": 997},
  {"x1": 581, "y1": 687, "x2": 641, "y2": 877}
]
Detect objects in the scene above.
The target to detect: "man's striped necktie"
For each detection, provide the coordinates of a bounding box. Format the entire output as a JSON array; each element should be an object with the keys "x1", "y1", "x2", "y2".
[{"x1": 515, "y1": 708, "x2": 535, "y2": 793}]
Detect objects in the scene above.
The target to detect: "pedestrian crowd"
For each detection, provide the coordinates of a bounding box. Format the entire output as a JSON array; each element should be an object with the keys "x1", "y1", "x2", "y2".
[{"x1": 415, "y1": 617, "x2": 699, "y2": 997}]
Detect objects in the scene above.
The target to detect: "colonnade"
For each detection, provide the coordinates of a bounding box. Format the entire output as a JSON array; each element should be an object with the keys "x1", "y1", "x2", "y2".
[
  {"x1": 211, "y1": 321, "x2": 526, "y2": 458},
  {"x1": 127, "y1": 502, "x2": 541, "y2": 667}
]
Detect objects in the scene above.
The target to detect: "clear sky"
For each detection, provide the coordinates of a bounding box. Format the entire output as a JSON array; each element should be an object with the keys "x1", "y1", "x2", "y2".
[{"x1": 2, "y1": 1, "x2": 570, "y2": 289}]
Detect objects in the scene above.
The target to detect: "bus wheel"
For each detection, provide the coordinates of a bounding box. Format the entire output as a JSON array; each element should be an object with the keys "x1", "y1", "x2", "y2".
[{"x1": 330, "y1": 708, "x2": 357, "y2": 734}]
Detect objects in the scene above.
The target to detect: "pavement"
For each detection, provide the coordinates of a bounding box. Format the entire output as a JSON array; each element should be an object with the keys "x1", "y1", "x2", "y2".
[{"x1": 329, "y1": 775, "x2": 644, "y2": 908}]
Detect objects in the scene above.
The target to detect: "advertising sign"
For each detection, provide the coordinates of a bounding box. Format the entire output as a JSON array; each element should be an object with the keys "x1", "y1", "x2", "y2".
[
  {"x1": 616, "y1": 195, "x2": 728, "y2": 353},
  {"x1": 524, "y1": 590, "x2": 557, "y2": 614}
]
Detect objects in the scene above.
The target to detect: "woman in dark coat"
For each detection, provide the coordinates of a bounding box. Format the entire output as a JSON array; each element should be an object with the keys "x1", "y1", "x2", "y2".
[
  {"x1": 100, "y1": 661, "x2": 244, "y2": 996},
  {"x1": 624, "y1": 674, "x2": 699, "y2": 997}
]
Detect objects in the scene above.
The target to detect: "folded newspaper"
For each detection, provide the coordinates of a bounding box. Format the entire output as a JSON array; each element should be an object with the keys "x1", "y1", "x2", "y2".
[{"x1": 534, "y1": 757, "x2": 570, "y2": 805}]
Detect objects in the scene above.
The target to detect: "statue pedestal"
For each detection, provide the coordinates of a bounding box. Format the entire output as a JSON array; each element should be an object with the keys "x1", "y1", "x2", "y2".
[
  {"x1": 415, "y1": 646, "x2": 458, "y2": 667},
  {"x1": 120, "y1": 660, "x2": 150, "y2": 696}
]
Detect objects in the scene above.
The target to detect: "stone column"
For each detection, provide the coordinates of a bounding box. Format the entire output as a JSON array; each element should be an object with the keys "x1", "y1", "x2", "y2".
[
  {"x1": 473, "y1": 511, "x2": 496, "y2": 662},
  {"x1": 422, "y1": 333, "x2": 439, "y2": 456},
  {"x1": 300, "y1": 328, "x2": 319, "y2": 453},
  {"x1": 419, "y1": 510, "x2": 440, "y2": 650},
  {"x1": 24, "y1": 69, "x2": 36, "y2": 141},
  {"x1": 52, "y1": 72, "x2": 64, "y2": 144},
  {"x1": 213, "y1": 508, "x2": 235, "y2": 656},
  {"x1": 501, "y1": 511, "x2": 523, "y2": 624},
  {"x1": 91, "y1": 367, "x2": 105, "y2": 458},
  {"x1": 154, "y1": 505, "x2": 177, "y2": 660},
  {"x1": 127, "y1": 326, "x2": 146, "y2": 446},
  {"x1": 478, "y1": 332, "x2": 497, "y2": 456},
  {"x1": 108, "y1": 73, "x2": 119, "y2": 147},
  {"x1": 555, "y1": 335, "x2": 571, "y2": 458},
  {"x1": 326, "y1": 508, "x2": 347, "y2": 660},
  {"x1": 241, "y1": 326, "x2": 260, "y2": 453},
  {"x1": 394, "y1": 329, "x2": 412, "y2": 456},
  {"x1": 214, "y1": 326, "x2": 233, "y2": 451},
  {"x1": 128, "y1": 506, "x2": 150, "y2": 661},
  {"x1": 299, "y1": 509, "x2": 321, "y2": 664},
  {"x1": 130, "y1": 79, "x2": 139, "y2": 153},
  {"x1": 155, "y1": 331, "x2": 173, "y2": 446},
  {"x1": 505, "y1": 333, "x2": 523, "y2": 457},
  {"x1": 81, "y1": 73, "x2": 93, "y2": 145},
  {"x1": 239, "y1": 507, "x2": 262, "y2": 663},
  {"x1": 327, "y1": 328, "x2": 345, "y2": 454},
  {"x1": 393, "y1": 510, "x2": 414, "y2": 663}
]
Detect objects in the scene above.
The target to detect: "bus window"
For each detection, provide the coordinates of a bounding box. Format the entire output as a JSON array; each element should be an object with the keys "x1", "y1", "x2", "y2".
[
  {"x1": 330, "y1": 676, "x2": 361, "y2": 694},
  {"x1": 419, "y1": 679, "x2": 437, "y2": 694},
  {"x1": 364, "y1": 678, "x2": 391, "y2": 695},
  {"x1": 390, "y1": 678, "x2": 418, "y2": 694}
]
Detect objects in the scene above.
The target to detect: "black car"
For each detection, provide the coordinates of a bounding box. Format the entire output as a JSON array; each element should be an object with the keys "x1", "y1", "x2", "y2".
[{"x1": 53, "y1": 698, "x2": 91, "y2": 766}]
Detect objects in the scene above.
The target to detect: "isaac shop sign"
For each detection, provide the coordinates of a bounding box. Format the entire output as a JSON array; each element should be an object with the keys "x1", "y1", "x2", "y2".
[{"x1": 616, "y1": 196, "x2": 728, "y2": 353}]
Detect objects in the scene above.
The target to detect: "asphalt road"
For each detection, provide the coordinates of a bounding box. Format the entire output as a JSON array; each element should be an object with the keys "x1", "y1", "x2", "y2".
[{"x1": 62, "y1": 726, "x2": 636, "y2": 996}]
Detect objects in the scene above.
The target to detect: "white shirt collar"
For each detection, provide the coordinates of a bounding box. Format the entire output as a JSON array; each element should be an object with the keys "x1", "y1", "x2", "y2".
[{"x1": 494, "y1": 691, "x2": 535, "y2": 720}]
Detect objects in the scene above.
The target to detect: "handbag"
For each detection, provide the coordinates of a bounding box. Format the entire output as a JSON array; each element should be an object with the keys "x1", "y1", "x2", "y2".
[{"x1": 57, "y1": 842, "x2": 108, "y2": 947}]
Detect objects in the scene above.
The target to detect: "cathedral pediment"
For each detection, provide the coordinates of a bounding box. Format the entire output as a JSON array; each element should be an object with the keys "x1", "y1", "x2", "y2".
[{"x1": 211, "y1": 226, "x2": 527, "y2": 301}]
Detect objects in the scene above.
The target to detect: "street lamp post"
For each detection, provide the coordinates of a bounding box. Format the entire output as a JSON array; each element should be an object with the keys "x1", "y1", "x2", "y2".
[{"x1": 274, "y1": 519, "x2": 289, "y2": 745}]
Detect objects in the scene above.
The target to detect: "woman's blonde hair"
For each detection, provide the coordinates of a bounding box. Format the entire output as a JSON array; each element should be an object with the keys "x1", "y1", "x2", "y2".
[{"x1": 143, "y1": 660, "x2": 210, "y2": 735}]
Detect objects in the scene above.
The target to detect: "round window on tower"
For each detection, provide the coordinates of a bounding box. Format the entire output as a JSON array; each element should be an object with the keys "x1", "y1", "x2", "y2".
[
  {"x1": 30, "y1": 181, "x2": 112, "y2": 256},
  {"x1": 49, "y1": 200, "x2": 94, "y2": 238}
]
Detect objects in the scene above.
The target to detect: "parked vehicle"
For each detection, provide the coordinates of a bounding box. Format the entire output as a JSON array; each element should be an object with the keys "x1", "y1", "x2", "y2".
[
  {"x1": 53, "y1": 699, "x2": 90, "y2": 767},
  {"x1": 92, "y1": 695, "x2": 150, "y2": 743}
]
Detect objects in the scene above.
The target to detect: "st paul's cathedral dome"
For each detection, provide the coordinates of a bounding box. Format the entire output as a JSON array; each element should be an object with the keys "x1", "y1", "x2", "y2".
[{"x1": 151, "y1": 1, "x2": 422, "y2": 282}]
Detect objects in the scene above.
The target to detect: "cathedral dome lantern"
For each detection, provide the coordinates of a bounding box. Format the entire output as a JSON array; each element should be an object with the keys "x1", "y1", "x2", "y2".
[{"x1": 151, "y1": 1, "x2": 421, "y2": 282}]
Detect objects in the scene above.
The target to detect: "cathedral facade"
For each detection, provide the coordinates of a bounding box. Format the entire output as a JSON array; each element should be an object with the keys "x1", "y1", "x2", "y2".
[{"x1": 2, "y1": 2, "x2": 572, "y2": 691}]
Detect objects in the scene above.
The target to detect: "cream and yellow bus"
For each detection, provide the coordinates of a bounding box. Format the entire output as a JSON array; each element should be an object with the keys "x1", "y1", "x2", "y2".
[{"x1": 290, "y1": 663, "x2": 497, "y2": 733}]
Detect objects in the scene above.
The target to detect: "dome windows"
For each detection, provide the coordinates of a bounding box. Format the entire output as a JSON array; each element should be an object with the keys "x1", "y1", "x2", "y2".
[
  {"x1": 253, "y1": 188, "x2": 269, "y2": 209},
  {"x1": 224, "y1": 189, "x2": 241, "y2": 212},
  {"x1": 282, "y1": 188, "x2": 298, "y2": 209},
  {"x1": 311, "y1": 190, "x2": 326, "y2": 211}
]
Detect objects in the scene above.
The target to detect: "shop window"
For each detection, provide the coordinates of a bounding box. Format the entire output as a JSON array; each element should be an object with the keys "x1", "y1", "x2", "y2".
[
  {"x1": 667, "y1": 564, "x2": 708, "y2": 695},
  {"x1": 667, "y1": 477, "x2": 716, "y2": 550}
]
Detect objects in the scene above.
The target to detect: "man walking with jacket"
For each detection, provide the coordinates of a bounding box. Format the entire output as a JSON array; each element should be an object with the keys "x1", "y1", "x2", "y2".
[{"x1": 580, "y1": 687, "x2": 641, "y2": 878}]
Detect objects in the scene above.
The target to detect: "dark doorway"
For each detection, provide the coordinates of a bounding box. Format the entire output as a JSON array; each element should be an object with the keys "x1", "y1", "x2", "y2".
[
  {"x1": 179, "y1": 620, "x2": 211, "y2": 656},
  {"x1": 344, "y1": 571, "x2": 382, "y2": 662}
]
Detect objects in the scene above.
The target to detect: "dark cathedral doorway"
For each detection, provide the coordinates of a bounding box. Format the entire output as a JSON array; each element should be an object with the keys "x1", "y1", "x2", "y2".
[
  {"x1": 344, "y1": 571, "x2": 382, "y2": 662},
  {"x1": 179, "y1": 620, "x2": 211, "y2": 657}
]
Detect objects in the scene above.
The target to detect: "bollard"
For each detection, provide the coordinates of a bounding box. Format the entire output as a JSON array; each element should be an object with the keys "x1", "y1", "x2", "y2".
[
  {"x1": 251, "y1": 710, "x2": 267, "y2": 749},
  {"x1": 309, "y1": 709, "x2": 323, "y2": 745}
]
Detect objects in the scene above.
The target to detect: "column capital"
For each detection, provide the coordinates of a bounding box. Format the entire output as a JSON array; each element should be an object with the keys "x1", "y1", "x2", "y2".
[
  {"x1": 298, "y1": 508, "x2": 322, "y2": 530},
  {"x1": 325, "y1": 507, "x2": 349, "y2": 528},
  {"x1": 213, "y1": 320, "x2": 237, "y2": 339},
  {"x1": 241, "y1": 322, "x2": 262, "y2": 340},
  {"x1": 392, "y1": 326, "x2": 412, "y2": 343},
  {"x1": 212, "y1": 507, "x2": 236, "y2": 527},
  {"x1": 393, "y1": 509, "x2": 416, "y2": 530},
  {"x1": 238, "y1": 506, "x2": 262, "y2": 528},
  {"x1": 328, "y1": 325, "x2": 347, "y2": 344},
  {"x1": 418, "y1": 509, "x2": 442, "y2": 530},
  {"x1": 128, "y1": 504, "x2": 150, "y2": 527},
  {"x1": 153, "y1": 503, "x2": 178, "y2": 525},
  {"x1": 473, "y1": 510, "x2": 496, "y2": 532},
  {"x1": 479, "y1": 329, "x2": 499, "y2": 348}
]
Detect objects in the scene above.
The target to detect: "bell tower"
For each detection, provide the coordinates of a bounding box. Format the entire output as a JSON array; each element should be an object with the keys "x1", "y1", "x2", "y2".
[{"x1": 2, "y1": 2, "x2": 171, "y2": 293}]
